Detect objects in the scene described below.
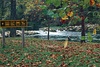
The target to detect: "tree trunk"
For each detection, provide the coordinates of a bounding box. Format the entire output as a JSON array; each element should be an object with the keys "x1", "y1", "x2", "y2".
[
  {"x1": 10, "y1": 0, "x2": 16, "y2": 37},
  {"x1": 1, "y1": 0, "x2": 4, "y2": 19},
  {"x1": 80, "y1": 6, "x2": 85, "y2": 43},
  {"x1": 81, "y1": 16, "x2": 85, "y2": 43},
  {"x1": 1, "y1": 0, "x2": 5, "y2": 48}
]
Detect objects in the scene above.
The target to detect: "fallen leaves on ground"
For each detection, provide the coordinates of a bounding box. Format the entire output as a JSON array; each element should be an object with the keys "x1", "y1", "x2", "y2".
[{"x1": 0, "y1": 38, "x2": 100, "y2": 67}]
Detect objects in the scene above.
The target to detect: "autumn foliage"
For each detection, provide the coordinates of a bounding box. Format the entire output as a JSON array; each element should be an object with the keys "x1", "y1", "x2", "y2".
[
  {"x1": 61, "y1": 11, "x2": 73, "y2": 24},
  {"x1": 90, "y1": 0, "x2": 95, "y2": 6},
  {"x1": 67, "y1": 11, "x2": 73, "y2": 17},
  {"x1": 96, "y1": 3, "x2": 100, "y2": 8}
]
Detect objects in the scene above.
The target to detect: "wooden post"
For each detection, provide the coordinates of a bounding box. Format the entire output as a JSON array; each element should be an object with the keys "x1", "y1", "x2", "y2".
[
  {"x1": 47, "y1": 21, "x2": 50, "y2": 40},
  {"x1": 1, "y1": 0, "x2": 5, "y2": 48},
  {"x1": 22, "y1": 28, "x2": 25, "y2": 47},
  {"x1": 2, "y1": 28, "x2": 5, "y2": 48}
]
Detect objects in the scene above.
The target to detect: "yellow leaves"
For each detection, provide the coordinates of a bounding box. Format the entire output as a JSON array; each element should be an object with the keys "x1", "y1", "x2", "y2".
[
  {"x1": 64, "y1": 39, "x2": 68, "y2": 48},
  {"x1": 62, "y1": 16, "x2": 68, "y2": 20},
  {"x1": 90, "y1": 0, "x2": 95, "y2": 6},
  {"x1": 61, "y1": 11, "x2": 73, "y2": 24},
  {"x1": 67, "y1": 11, "x2": 73, "y2": 17},
  {"x1": 93, "y1": 29, "x2": 96, "y2": 35},
  {"x1": 61, "y1": 11, "x2": 73, "y2": 21}
]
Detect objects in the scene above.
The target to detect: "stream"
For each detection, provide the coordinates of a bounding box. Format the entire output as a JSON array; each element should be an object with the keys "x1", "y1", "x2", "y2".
[{"x1": 25, "y1": 30, "x2": 100, "y2": 43}]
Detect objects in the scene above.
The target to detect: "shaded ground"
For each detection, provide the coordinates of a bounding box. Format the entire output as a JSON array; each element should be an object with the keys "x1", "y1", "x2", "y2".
[{"x1": 0, "y1": 38, "x2": 100, "y2": 67}]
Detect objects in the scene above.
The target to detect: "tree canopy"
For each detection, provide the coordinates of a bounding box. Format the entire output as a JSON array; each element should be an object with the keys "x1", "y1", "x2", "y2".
[{"x1": 0, "y1": 0, "x2": 100, "y2": 29}]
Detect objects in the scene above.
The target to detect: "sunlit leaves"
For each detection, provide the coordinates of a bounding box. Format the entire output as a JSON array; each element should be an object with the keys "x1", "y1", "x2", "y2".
[
  {"x1": 39, "y1": 5, "x2": 47, "y2": 9},
  {"x1": 97, "y1": 0, "x2": 100, "y2": 2},
  {"x1": 62, "y1": 16, "x2": 68, "y2": 20},
  {"x1": 58, "y1": 9, "x2": 66, "y2": 17},
  {"x1": 87, "y1": 32, "x2": 93, "y2": 42},
  {"x1": 16, "y1": 0, "x2": 100, "y2": 26},
  {"x1": 84, "y1": 0, "x2": 90, "y2": 5},
  {"x1": 67, "y1": 11, "x2": 73, "y2": 17}
]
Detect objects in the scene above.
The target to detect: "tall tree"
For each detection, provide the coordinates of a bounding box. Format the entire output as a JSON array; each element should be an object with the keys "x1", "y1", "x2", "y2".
[
  {"x1": 41, "y1": 0, "x2": 100, "y2": 42},
  {"x1": 10, "y1": 0, "x2": 16, "y2": 37},
  {"x1": 0, "y1": 0, "x2": 4, "y2": 20}
]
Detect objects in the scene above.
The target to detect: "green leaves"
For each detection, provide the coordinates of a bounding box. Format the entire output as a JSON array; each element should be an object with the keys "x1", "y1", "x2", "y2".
[
  {"x1": 45, "y1": 0, "x2": 52, "y2": 5},
  {"x1": 45, "y1": 0, "x2": 61, "y2": 7},
  {"x1": 84, "y1": 17, "x2": 88, "y2": 23},
  {"x1": 47, "y1": 10, "x2": 54, "y2": 16},
  {"x1": 39, "y1": 5, "x2": 47, "y2": 9},
  {"x1": 97, "y1": 0, "x2": 100, "y2": 2},
  {"x1": 87, "y1": 32, "x2": 93, "y2": 42},
  {"x1": 52, "y1": 13, "x2": 59, "y2": 18},
  {"x1": 58, "y1": 9, "x2": 66, "y2": 17},
  {"x1": 52, "y1": 0, "x2": 61, "y2": 7},
  {"x1": 47, "y1": 10, "x2": 59, "y2": 18},
  {"x1": 84, "y1": 0, "x2": 90, "y2": 5}
]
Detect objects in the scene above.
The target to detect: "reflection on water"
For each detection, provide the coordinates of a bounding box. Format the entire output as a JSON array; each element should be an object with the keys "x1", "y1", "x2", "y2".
[{"x1": 26, "y1": 30, "x2": 100, "y2": 42}]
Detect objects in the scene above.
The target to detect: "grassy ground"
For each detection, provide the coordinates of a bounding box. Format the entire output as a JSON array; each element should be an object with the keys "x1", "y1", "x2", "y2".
[{"x1": 0, "y1": 38, "x2": 100, "y2": 67}]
